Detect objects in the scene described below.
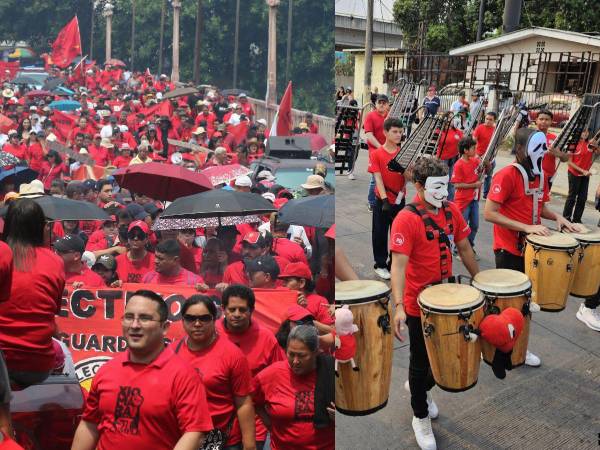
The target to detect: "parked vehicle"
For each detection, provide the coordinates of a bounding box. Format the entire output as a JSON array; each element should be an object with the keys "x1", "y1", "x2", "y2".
[
  {"x1": 250, "y1": 156, "x2": 335, "y2": 191},
  {"x1": 527, "y1": 94, "x2": 577, "y2": 127}
]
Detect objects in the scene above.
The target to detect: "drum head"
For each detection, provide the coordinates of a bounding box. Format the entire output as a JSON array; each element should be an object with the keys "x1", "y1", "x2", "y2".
[
  {"x1": 526, "y1": 232, "x2": 578, "y2": 249},
  {"x1": 335, "y1": 280, "x2": 390, "y2": 305},
  {"x1": 563, "y1": 229, "x2": 600, "y2": 244},
  {"x1": 418, "y1": 284, "x2": 483, "y2": 311},
  {"x1": 472, "y1": 269, "x2": 531, "y2": 294}
]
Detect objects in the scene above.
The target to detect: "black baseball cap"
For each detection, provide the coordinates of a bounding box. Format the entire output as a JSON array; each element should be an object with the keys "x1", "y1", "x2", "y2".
[
  {"x1": 245, "y1": 255, "x2": 280, "y2": 278},
  {"x1": 53, "y1": 235, "x2": 85, "y2": 254},
  {"x1": 376, "y1": 94, "x2": 389, "y2": 103}
]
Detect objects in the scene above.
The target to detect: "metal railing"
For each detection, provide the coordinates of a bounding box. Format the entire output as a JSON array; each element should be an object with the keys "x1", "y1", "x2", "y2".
[{"x1": 247, "y1": 97, "x2": 335, "y2": 144}]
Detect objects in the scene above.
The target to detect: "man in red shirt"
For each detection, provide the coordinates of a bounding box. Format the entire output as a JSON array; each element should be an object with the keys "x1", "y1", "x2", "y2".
[
  {"x1": 142, "y1": 239, "x2": 208, "y2": 290},
  {"x1": 54, "y1": 235, "x2": 105, "y2": 288},
  {"x1": 537, "y1": 109, "x2": 569, "y2": 186},
  {"x1": 363, "y1": 94, "x2": 389, "y2": 208},
  {"x1": 484, "y1": 128, "x2": 580, "y2": 366},
  {"x1": 438, "y1": 120, "x2": 464, "y2": 201},
  {"x1": 391, "y1": 157, "x2": 479, "y2": 450},
  {"x1": 115, "y1": 221, "x2": 155, "y2": 284},
  {"x1": 2, "y1": 131, "x2": 26, "y2": 160},
  {"x1": 367, "y1": 118, "x2": 406, "y2": 280},
  {"x1": 71, "y1": 289, "x2": 213, "y2": 449},
  {"x1": 246, "y1": 255, "x2": 280, "y2": 289},
  {"x1": 563, "y1": 129, "x2": 599, "y2": 223},
  {"x1": 472, "y1": 111, "x2": 496, "y2": 198},
  {"x1": 305, "y1": 112, "x2": 319, "y2": 134},
  {"x1": 216, "y1": 285, "x2": 284, "y2": 447}
]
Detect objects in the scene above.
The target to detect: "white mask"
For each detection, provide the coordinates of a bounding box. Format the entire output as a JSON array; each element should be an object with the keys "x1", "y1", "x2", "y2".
[
  {"x1": 526, "y1": 131, "x2": 547, "y2": 176},
  {"x1": 424, "y1": 175, "x2": 449, "y2": 208}
]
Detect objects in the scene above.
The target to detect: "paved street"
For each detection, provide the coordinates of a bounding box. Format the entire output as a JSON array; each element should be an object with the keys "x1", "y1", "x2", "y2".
[{"x1": 335, "y1": 149, "x2": 600, "y2": 450}]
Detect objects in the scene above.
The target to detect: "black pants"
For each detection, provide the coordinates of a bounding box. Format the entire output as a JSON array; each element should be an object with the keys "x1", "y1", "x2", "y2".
[
  {"x1": 406, "y1": 314, "x2": 436, "y2": 419},
  {"x1": 494, "y1": 249, "x2": 525, "y2": 273},
  {"x1": 372, "y1": 197, "x2": 404, "y2": 269},
  {"x1": 584, "y1": 288, "x2": 600, "y2": 309},
  {"x1": 563, "y1": 172, "x2": 589, "y2": 223}
]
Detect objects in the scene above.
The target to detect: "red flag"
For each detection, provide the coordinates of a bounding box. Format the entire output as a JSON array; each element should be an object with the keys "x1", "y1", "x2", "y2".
[
  {"x1": 51, "y1": 17, "x2": 82, "y2": 68},
  {"x1": 0, "y1": 114, "x2": 16, "y2": 134},
  {"x1": 140, "y1": 100, "x2": 173, "y2": 120},
  {"x1": 226, "y1": 121, "x2": 249, "y2": 146},
  {"x1": 0, "y1": 61, "x2": 20, "y2": 80},
  {"x1": 51, "y1": 110, "x2": 77, "y2": 143},
  {"x1": 270, "y1": 81, "x2": 293, "y2": 137}
]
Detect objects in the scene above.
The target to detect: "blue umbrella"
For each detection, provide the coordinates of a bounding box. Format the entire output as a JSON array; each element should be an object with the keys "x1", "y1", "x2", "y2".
[
  {"x1": 0, "y1": 166, "x2": 38, "y2": 187},
  {"x1": 53, "y1": 86, "x2": 75, "y2": 96},
  {"x1": 49, "y1": 99, "x2": 80, "y2": 111}
]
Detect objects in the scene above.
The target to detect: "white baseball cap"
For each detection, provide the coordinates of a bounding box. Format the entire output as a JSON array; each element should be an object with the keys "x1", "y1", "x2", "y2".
[{"x1": 235, "y1": 175, "x2": 252, "y2": 187}]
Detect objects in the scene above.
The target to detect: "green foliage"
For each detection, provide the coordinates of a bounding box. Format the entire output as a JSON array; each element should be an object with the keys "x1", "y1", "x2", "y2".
[
  {"x1": 0, "y1": 0, "x2": 333, "y2": 115},
  {"x1": 393, "y1": 0, "x2": 600, "y2": 53}
]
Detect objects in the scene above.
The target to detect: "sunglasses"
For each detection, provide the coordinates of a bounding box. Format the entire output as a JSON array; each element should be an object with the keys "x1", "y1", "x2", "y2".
[
  {"x1": 182, "y1": 313, "x2": 213, "y2": 324},
  {"x1": 294, "y1": 318, "x2": 314, "y2": 326},
  {"x1": 128, "y1": 231, "x2": 147, "y2": 240}
]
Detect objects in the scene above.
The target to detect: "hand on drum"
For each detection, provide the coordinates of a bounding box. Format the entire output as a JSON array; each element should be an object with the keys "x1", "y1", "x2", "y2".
[
  {"x1": 393, "y1": 307, "x2": 407, "y2": 341},
  {"x1": 556, "y1": 216, "x2": 584, "y2": 233},
  {"x1": 524, "y1": 224, "x2": 551, "y2": 236},
  {"x1": 326, "y1": 402, "x2": 336, "y2": 422}
]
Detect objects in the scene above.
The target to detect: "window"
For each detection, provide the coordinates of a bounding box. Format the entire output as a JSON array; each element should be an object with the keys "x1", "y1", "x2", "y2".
[{"x1": 536, "y1": 41, "x2": 545, "y2": 53}]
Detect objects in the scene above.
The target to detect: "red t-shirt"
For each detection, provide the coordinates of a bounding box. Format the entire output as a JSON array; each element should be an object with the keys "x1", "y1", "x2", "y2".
[
  {"x1": 451, "y1": 156, "x2": 481, "y2": 211},
  {"x1": 86, "y1": 230, "x2": 113, "y2": 252},
  {"x1": 473, "y1": 123, "x2": 495, "y2": 156},
  {"x1": 26, "y1": 142, "x2": 45, "y2": 172},
  {"x1": 115, "y1": 252, "x2": 155, "y2": 283},
  {"x1": 363, "y1": 110, "x2": 387, "y2": 153},
  {"x1": 3, "y1": 143, "x2": 26, "y2": 159},
  {"x1": 272, "y1": 238, "x2": 308, "y2": 266},
  {"x1": 88, "y1": 145, "x2": 110, "y2": 166},
  {"x1": 332, "y1": 332, "x2": 356, "y2": 361},
  {"x1": 252, "y1": 360, "x2": 335, "y2": 450},
  {"x1": 439, "y1": 128, "x2": 463, "y2": 160},
  {"x1": 142, "y1": 267, "x2": 205, "y2": 286},
  {"x1": 0, "y1": 241, "x2": 12, "y2": 302},
  {"x1": 541, "y1": 132, "x2": 558, "y2": 178},
  {"x1": 216, "y1": 318, "x2": 284, "y2": 443},
  {"x1": 82, "y1": 347, "x2": 213, "y2": 450},
  {"x1": 389, "y1": 199, "x2": 470, "y2": 317},
  {"x1": 488, "y1": 164, "x2": 550, "y2": 256},
  {"x1": 568, "y1": 140, "x2": 594, "y2": 176},
  {"x1": 0, "y1": 248, "x2": 65, "y2": 371},
  {"x1": 175, "y1": 336, "x2": 252, "y2": 444},
  {"x1": 65, "y1": 265, "x2": 105, "y2": 287},
  {"x1": 112, "y1": 155, "x2": 132, "y2": 168},
  {"x1": 367, "y1": 146, "x2": 406, "y2": 204},
  {"x1": 223, "y1": 256, "x2": 290, "y2": 286},
  {"x1": 0, "y1": 432, "x2": 24, "y2": 450},
  {"x1": 305, "y1": 293, "x2": 333, "y2": 325}
]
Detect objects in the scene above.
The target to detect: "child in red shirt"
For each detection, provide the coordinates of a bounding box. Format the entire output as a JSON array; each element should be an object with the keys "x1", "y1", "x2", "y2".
[{"x1": 451, "y1": 137, "x2": 483, "y2": 253}]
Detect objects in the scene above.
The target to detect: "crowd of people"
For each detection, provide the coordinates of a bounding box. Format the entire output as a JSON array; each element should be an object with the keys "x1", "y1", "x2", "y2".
[
  {"x1": 349, "y1": 84, "x2": 600, "y2": 450},
  {"x1": 0, "y1": 63, "x2": 335, "y2": 450}
]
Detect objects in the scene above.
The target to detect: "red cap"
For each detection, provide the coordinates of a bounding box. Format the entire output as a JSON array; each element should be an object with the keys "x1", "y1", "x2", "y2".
[
  {"x1": 242, "y1": 231, "x2": 261, "y2": 245},
  {"x1": 273, "y1": 198, "x2": 288, "y2": 209},
  {"x1": 286, "y1": 305, "x2": 313, "y2": 321},
  {"x1": 279, "y1": 262, "x2": 312, "y2": 280},
  {"x1": 128, "y1": 220, "x2": 149, "y2": 234},
  {"x1": 212, "y1": 131, "x2": 222, "y2": 138}
]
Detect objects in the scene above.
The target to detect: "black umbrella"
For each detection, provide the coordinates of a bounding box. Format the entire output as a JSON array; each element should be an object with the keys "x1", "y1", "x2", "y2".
[
  {"x1": 277, "y1": 194, "x2": 334, "y2": 228},
  {"x1": 220, "y1": 88, "x2": 247, "y2": 97},
  {"x1": 162, "y1": 87, "x2": 199, "y2": 100},
  {"x1": 160, "y1": 190, "x2": 276, "y2": 221},
  {"x1": 42, "y1": 77, "x2": 65, "y2": 91},
  {"x1": 0, "y1": 196, "x2": 110, "y2": 221}
]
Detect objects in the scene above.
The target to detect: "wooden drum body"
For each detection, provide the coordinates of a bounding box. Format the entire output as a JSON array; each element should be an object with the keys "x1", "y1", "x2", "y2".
[
  {"x1": 335, "y1": 280, "x2": 393, "y2": 416},
  {"x1": 564, "y1": 230, "x2": 600, "y2": 298},
  {"x1": 524, "y1": 233, "x2": 579, "y2": 312},
  {"x1": 418, "y1": 284, "x2": 484, "y2": 392},
  {"x1": 472, "y1": 269, "x2": 532, "y2": 367}
]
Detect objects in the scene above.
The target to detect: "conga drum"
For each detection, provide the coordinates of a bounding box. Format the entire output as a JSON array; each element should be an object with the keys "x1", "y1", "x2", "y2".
[
  {"x1": 335, "y1": 280, "x2": 393, "y2": 415},
  {"x1": 472, "y1": 269, "x2": 532, "y2": 366},
  {"x1": 418, "y1": 284, "x2": 484, "y2": 392},
  {"x1": 524, "y1": 233, "x2": 579, "y2": 312},
  {"x1": 563, "y1": 230, "x2": 600, "y2": 298}
]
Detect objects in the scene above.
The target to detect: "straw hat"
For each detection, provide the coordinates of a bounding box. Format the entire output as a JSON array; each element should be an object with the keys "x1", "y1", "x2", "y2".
[
  {"x1": 301, "y1": 174, "x2": 325, "y2": 190},
  {"x1": 100, "y1": 138, "x2": 113, "y2": 148},
  {"x1": 2, "y1": 88, "x2": 14, "y2": 98},
  {"x1": 18, "y1": 180, "x2": 45, "y2": 198}
]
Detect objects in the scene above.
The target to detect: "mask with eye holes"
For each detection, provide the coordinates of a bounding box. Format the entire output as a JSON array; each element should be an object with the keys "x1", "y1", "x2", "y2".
[{"x1": 521, "y1": 131, "x2": 547, "y2": 180}]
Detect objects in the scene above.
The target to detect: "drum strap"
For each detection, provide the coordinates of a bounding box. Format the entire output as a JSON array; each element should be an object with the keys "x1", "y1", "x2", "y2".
[
  {"x1": 510, "y1": 163, "x2": 544, "y2": 225},
  {"x1": 405, "y1": 202, "x2": 453, "y2": 280}
]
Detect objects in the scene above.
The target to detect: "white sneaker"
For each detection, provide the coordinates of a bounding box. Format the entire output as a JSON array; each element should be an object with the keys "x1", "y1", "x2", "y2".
[
  {"x1": 525, "y1": 350, "x2": 541, "y2": 367},
  {"x1": 404, "y1": 380, "x2": 438, "y2": 419},
  {"x1": 347, "y1": 173, "x2": 356, "y2": 180},
  {"x1": 576, "y1": 304, "x2": 600, "y2": 331},
  {"x1": 374, "y1": 267, "x2": 391, "y2": 280},
  {"x1": 412, "y1": 416, "x2": 437, "y2": 450}
]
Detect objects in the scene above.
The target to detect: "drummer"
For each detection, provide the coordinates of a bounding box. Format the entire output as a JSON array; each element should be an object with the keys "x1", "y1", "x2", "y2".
[
  {"x1": 483, "y1": 128, "x2": 581, "y2": 366},
  {"x1": 390, "y1": 157, "x2": 479, "y2": 450}
]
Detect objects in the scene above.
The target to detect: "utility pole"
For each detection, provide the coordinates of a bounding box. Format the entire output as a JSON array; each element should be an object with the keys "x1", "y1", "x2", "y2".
[
  {"x1": 193, "y1": 0, "x2": 202, "y2": 84},
  {"x1": 363, "y1": 0, "x2": 374, "y2": 105},
  {"x1": 171, "y1": 0, "x2": 182, "y2": 82},
  {"x1": 476, "y1": 0, "x2": 485, "y2": 41},
  {"x1": 233, "y1": 0, "x2": 240, "y2": 88},
  {"x1": 266, "y1": 0, "x2": 280, "y2": 111},
  {"x1": 285, "y1": 0, "x2": 292, "y2": 82},
  {"x1": 103, "y1": 2, "x2": 114, "y2": 62},
  {"x1": 158, "y1": 0, "x2": 166, "y2": 75},
  {"x1": 130, "y1": 0, "x2": 136, "y2": 71},
  {"x1": 90, "y1": 0, "x2": 94, "y2": 60}
]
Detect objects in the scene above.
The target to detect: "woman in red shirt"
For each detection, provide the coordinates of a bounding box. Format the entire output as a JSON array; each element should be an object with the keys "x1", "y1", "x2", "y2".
[
  {"x1": 252, "y1": 325, "x2": 335, "y2": 450},
  {"x1": 25, "y1": 132, "x2": 46, "y2": 172},
  {"x1": 0, "y1": 199, "x2": 65, "y2": 387},
  {"x1": 37, "y1": 150, "x2": 68, "y2": 192},
  {"x1": 174, "y1": 296, "x2": 256, "y2": 450},
  {"x1": 198, "y1": 237, "x2": 228, "y2": 288}
]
